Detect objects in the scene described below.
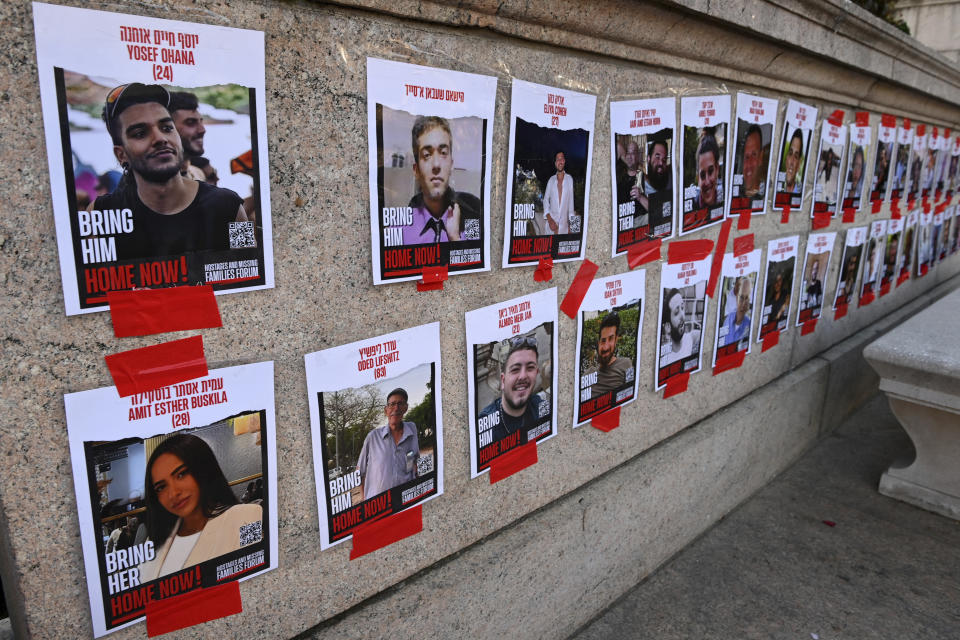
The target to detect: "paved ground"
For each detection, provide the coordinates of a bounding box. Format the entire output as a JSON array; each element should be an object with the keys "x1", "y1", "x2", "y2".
[{"x1": 570, "y1": 395, "x2": 960, "y2": 640}]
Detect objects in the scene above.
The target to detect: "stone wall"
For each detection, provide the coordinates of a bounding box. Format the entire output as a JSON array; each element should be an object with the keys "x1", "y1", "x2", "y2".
[{"x1": 1, "y1": 0, "x2": 959, "y2": 638}]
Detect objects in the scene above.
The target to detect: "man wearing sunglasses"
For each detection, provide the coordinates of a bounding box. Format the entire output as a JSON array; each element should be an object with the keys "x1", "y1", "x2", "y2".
[
  {"x1": 479, "y1": 336, "x2": 545, "y2": 444},
  {"x1": 93, "y1": 83, "x2": 249, "y2": 260},
  {"x1": 357, "y1": 388, "x2": 420, "y2": 501}
]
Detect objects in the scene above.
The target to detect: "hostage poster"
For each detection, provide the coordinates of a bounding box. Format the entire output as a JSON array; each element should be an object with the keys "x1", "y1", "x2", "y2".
[
  {"x1": 772, "y1": 99, "x2": 817, "y2": 212},
  {"x1": 812, "y1": 117, "x2": 847, "y2": 217},
  {"x1": 367, "y1": 57, "x2": 495, "y2": 284},
  {"x1": 503, "y1": 79, "x2": 596, "y2": 266},
  {"x1": 879, "y1": 217, "x2": 903, "y2": 295},
  {"x1": 758, "y1": 235, "x2": 799, "y2": 342},
  {"x1": 889, "y1": 123, "x2": 913, "y2": 202},
  {"x1": 305, "y1": 323, "x2": 444, "y2": 549},
  {"x1": 796, "y1": 231, "x2": 836, "y2": 324},
  {"x1": 33, "y1": 3, "x2": 274, "y2": 315},
  {"x1": 842, "y1": 119, "x2": 870, "y2": 212},
  {"x1": 466, "y1": 288, "x2": 558, "y2": 477},
  {"x1": 609, "y1": 97, "x2": 676, "y2": 255},
  {"x1": 870, "y1": 118, "x2": 895, "y2": 205},
  {"x1": 729, "y1": 93, "x2": 777, "y2": 218},
  {"x1": 860, "y1": 219, "x2": 887, "y2": 299},
  {"x1": 832, "y1": 225, "x2": 867, "y2": 310},
  {"x1": 712, "y1": 248, "x2": 761, "y2": 366},
  {"x1": 655, "y1": 256, "x2": 711, "y2": 390},
  {"x1": 679, "y1": 95, "x2": 731, "y2": 235},
  {"x1": 905, "y1": 126, "x2": 927, "y2": 203},
  {"x1": 899, "y1": 210, "x2": 919, "y2": 286},
  {"x1": 65, "y1": 362, "x2": 277, "y2": 637},
  {"x1": 572, "y1": 270, "x2": 645, "y2": 426}
]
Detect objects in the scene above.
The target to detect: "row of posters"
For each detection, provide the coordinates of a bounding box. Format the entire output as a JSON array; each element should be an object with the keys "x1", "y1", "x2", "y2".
[
  {"x1": 36, "y1": 3, "x2": 960, "y2": 316},
  {"x1": 65, "y1": 207, "x2": 960, "y2": 635}
]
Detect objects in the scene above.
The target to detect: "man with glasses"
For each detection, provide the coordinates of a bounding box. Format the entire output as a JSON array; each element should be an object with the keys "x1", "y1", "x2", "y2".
[
  {"x1": 93, "y1": 83, "x2": 249, "y2": 260},
  {"x1": 357, "y1": 388, "x2": 420, "y2": 500},
  {"x1": 479, "y1": 335, "x2": 545, "y2": 444}
]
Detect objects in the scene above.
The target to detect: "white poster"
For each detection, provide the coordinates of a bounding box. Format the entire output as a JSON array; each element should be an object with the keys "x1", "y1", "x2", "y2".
[
  {"x1": 712, "y1": 249, "x2": 762, "y2": 366},
  {"x1": 366, "y1": 57, "x2": 496, "y2": 284},
  {"x1": 906, "y1": 127, "x2": 928, "y2": 202},
  {"x1": 870, "y1": 119, "x2": 896, "y2": 205},
  {"x1": 465, "y1": 288, "x2": 558, "y2": 477},
  {"x1": 880, "y1": 217, "x2": 903, "y2": 294},
  {"x1": 655, "y1": 257, "x2": 711, "y2": 389},
  {"x1": 889, "y1": 124, "x2": 914, "y2": 201},
  {"x1": 729, "y1": 93, "x2": 778, "y2": 217},
  {"x1": 796, "y1": 231, "x2": 837, "y2": 325},
  {"x1": 758, "y1": 235, "x2": 799, "y2": 342},
  {"x1": 898, "y1": 210, "x2": 919, "y2": 286},
  {"x1": 812, "y1": 118, "x2": 847, "y2": 217},
  {"x1": 861, "y1": 219, "x2": 888, "y2": 298},
  {"x1": 305, "y1": 323, "x2": 444, "y2": 550},
  {"x1": 678, "y1": 95, "x2": 731, "y2": 234},
  {"x1": 65, "y1": 362, "x2": 277, "y2": 637},
  {"x1": 33, "y1": 2, "x2": 274, "y2": 315},
  {"x1": 916, "y1": 208, "x2": 934, "y2": 277},
  {"x1": 503, "y1": 79, "x2": 596, "y2": 266},
  {"x1": 572, "y1": 270, "x2": 646, "y2": 426},
  {"x1": 832, "y1": 226, "x2": 868, "y2": 310},
  {"x1": 842, "y1": 121, "x2": 871, "y2": 212},
  {"x1": 609, "y1": 97, "x2": 676, "y2": 256},
  {"x1": 772, "y1": 99, "x2": 818, "y2": 212}
]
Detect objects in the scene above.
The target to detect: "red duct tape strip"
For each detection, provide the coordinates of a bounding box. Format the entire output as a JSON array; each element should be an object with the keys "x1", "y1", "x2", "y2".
[
  {"x1": 627, "y1": 238, "x2": 662, "y2": 268},
  {"x1": 879, "y1": 281, "x2": 891, "y2": 297},
  {"x1": 890, "y1": 198, "x2": 901, "y2": 217},
  {"x1": 920, "y1": 264, "x2": 929, "y2": 276},
  {"x1": 923, "y1": 194, "x2": 930, "y2": 207},
  {"x1": 827, "y1": 109, "x2": 845, "y2": 127},
  {"x1": 932, "y1": 126, "x2": 939, "y2": 138},
  {"x1": 922, "y1": 201, "x2": 931, "y2": 214},
  {"x1": 761, "y1": 331, "x2": 779, "y2": 352},
  {"x1": 105, "y1": 335, "x2": 207, "y2": 397},
  {"x1": 533, "y1": 256, "x2": 553, "y2": 282},
  {"x1": 737, "y1": 210, "x2": 751, "y2": 230},
  {"x1": 916, "y1": 123, "x2": 926, "y2": 136},
  {"x1": 891, "y1": 208, "x2": 902, "y2": 220},
  {"x1": 903, "y1": 118, "x2": 912, "y2": 130},
  {"x1": 780, "y1": 204, "x2": 791, "y2": 224},
  {"x1": 591, "y1": 406, "x2": 621, "y2": 432},
  {"x1": 145, "y1": 581, "x2": 241, "y2": 637},
  {"x1": 349, "y1": 505, "x2": 423, "y2": 559},
  {"x1": 416, "y1": 265, "x2": 448, "y2": 291},
  {"x1": 859, "y1": 290, "x2": 875, "y2": 306},
  {"x1": 935, "y1": 202, "x2": 946, "y2": 214},
  {"x1": 897, "y1": 272, "x2": 910, "y2": 287},
  {"x1": 801, "y1": 319, "x2": 817, "y2": 336},
  {"x1": 560, "y1": 260, "x2": 599, "y2": 319},
  {"x1": 855, "y1": 111, "x2": 870, "y2": 127},
  {"x1": 842, "y1": 208, "x2": 856, "y2": 223},
  {"x1": 812, "y1": 211, "x2": 831, "y2": 229},
  {"x1": 489, "y1": 441, "x2": 538, "y2": 483},
  {"x1": 108, "y1": 286, "x2": 222, "y2": 338},
  {"x1": 946, "y1": 128, "x2": 952, "y2": 138},
  {"x1": 733, "y1": 233, "x2": 754, "y2": 257},
  {"x1": 667, "y1": 239, "x2": 714, "y2": 264},
  {"x1": 663, "y1": 372, "x2": 690, "y2": 398},
  {"x1": 707, "y1": 219, "x2": 732, "y2": 298},
  {"x1": 871, "y1": 201, "x2": 882, "y2": 214},
  {"x1": 834, "y1": 302, "x2": 848, "y2": 320},
  {"x1": 881, "y1": 113, "x2": 896, "y2": 128},
  {"x1": 712, "y1": 350, "x2": 746, "y2": 375}
]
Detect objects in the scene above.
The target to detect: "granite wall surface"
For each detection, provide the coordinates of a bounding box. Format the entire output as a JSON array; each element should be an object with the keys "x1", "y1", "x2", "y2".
[{"x1": 2, "y1": 0, "x2": 960, "y2": 638}]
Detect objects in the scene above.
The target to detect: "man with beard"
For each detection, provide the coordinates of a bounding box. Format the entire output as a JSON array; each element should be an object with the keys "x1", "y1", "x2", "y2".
[
  {"x1": 589, "y1": 312, "x2": 633, "y2": 399},
  {"x1": 168, "y1": 91, "x2": 207, "y2": 181},
  {"x1": 479, "y1": 336, "x2": 545, "y2": 444},
  {"x1": 803, "y1": 259, "x2": 823, "y2": 309},
  {"x1": 741, "y1": 125, "x2": 764, "y2": 199},
  {"x1": 357, "y1": 388, "x2": 420, "y2": 500},
  {"x1": 543, "y1": 150, "x2": 575, "y2": 235},
  {"x1": 93, "y1": 83, "x2": 248, "y2": 260},
  {"x1": 660, "y1": 288, "x2": 693, "y2": 366},
  {"x1": 640, "y1": 137, "x2": 672, "y2": 229},
  {"x1": 401, "y1": 115, "x2": 481, "y2": 244},
  {"x1": 616, "y1": 140, "x2": 643, "y2": 216},
  {"x1": 721, "y1": 276, "x2": 752, "y2": 347}
]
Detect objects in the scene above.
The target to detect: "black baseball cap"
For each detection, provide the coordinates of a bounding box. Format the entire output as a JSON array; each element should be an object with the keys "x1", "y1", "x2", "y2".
[{"x1": 102, "y1": 83, "x2": 170, "y2": 128}]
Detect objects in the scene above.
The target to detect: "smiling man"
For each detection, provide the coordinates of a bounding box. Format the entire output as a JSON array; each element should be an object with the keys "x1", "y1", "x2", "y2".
[
  {"x1": 357, "y1": 388, "x2": 420, "y2": 501},
  {"x1": 403, "y1": 115, "x2": 481, "y2": 244},
  {"x1": 93, "y1": 83, "x2": 249, "y2": 260},
  {"x1": 695, "y1": 133, "x2": 721, "y2": 208},
  {"x1": 168, "y1": 91, "x2": 207, "y2": 181},
  {"x1": 479, "y1": 336, "x2": 545, "y2": 444},
  {"x1": 742, "y1": 124, "x2": 764, "y2": 198},
  {"x1": 589, "y1": 312, "x2": 632, "y2": 399}
]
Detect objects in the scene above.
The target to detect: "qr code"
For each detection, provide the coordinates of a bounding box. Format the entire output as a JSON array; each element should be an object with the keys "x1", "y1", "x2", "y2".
[
  {"x1": 229, "y1": 221, "x2": 256, "y2": 249},
  {"x1": 239, "y1": 520, "x2": 262, "y2": 547},
  {"x1": 462, "y1": 218, "x2": 480, "y2": 240},
  {"x1": 416, "y1": 454, "x2": 434, "y2": 476},
  {"x1": 569, "y1": 215, "x2": 581, "y2": 233}
]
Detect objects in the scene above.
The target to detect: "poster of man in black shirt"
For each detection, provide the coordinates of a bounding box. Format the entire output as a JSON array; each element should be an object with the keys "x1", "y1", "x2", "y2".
[{"x1": 34, "y1": 4, "x2": 273, "y2": 314}]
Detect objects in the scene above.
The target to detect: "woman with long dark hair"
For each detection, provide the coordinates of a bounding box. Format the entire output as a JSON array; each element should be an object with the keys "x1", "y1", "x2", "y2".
[{"x1": 138, "y1": 433, "x2": 262, "y2": 582}]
